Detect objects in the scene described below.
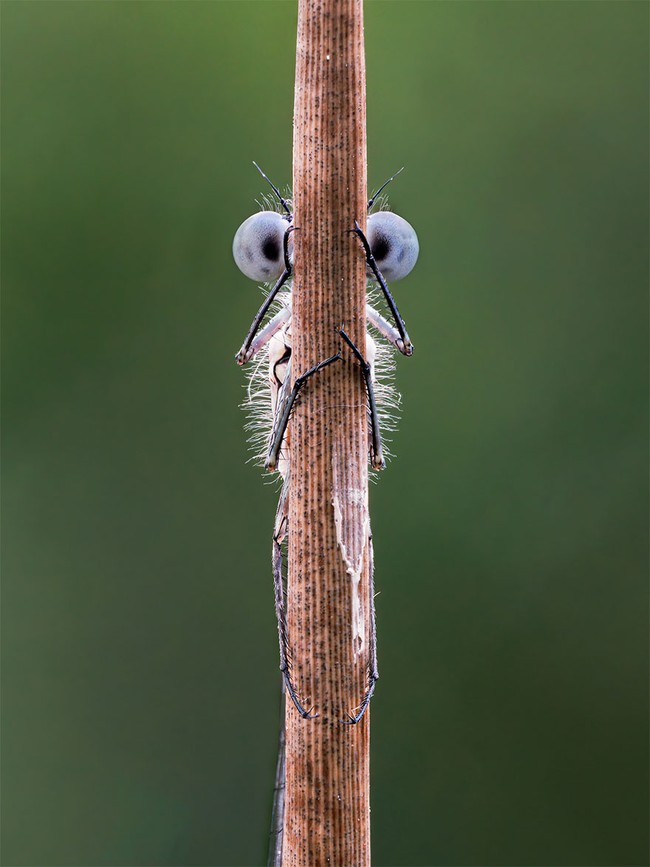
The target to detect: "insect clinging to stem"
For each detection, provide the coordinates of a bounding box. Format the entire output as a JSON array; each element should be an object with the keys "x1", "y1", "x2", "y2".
[{"x1": 232, "y1": 161, "x2": 418, "y2": 723}]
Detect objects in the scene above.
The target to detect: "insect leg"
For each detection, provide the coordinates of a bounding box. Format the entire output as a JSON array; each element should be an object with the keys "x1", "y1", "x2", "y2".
[
  {"x1": 343, "y1": 531, "x2": 379, "y2": 725},
  {"x1": 266, "y1": 352, "x2": 342, "y2": 473},
  {"x1": 351, "y1": 221, "x2": 413, "y2": 356},
  {"x1": 236, "y1": 227, "x2": 294, "y2": 366},
  {"x1": 243, "y1": 304, "x2": 291, "y2": 365},
  {"x1": 366, "y1": 302, "x2": 409, "y2": 355},
  {"x1": 339, "y1": 328, "x2": 385, "y2": 470},
  {"x1": 273, "y1": 478, "x2": 317, "y2": 719}
]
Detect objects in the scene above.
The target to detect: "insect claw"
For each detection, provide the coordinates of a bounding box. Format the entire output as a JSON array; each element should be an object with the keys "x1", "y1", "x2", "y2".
[
  {"x1": 372, "y1": 453, "x2": 385, "y2": 471},
  {"x1": 291, "y1": 697, "x2": 319, "y2": 720},
  {"x1": 282, "y1": 666, "x2": 319, "y2": 719},
  {"x1": 301, "y1": 706, "x2": 319, "y2": 720},
  {"x1": 341, "y1": 691, "x2": 374, "y2": 724}
]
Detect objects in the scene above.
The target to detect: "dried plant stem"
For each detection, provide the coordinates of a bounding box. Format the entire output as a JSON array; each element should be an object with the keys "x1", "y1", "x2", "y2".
[{"x1": 283, "y1": 0, "x2": 370, "y2": 864}]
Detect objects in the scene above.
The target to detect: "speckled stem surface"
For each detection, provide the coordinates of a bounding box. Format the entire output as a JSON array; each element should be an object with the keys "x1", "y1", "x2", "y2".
[{"x1": 284, "y1": 0, "x2": 370, "y2": 864}]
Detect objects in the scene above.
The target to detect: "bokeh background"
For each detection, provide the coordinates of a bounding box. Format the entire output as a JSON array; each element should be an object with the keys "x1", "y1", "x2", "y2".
[{"x1": 2, "y1": 2, "x2": 648, "y2": 865}]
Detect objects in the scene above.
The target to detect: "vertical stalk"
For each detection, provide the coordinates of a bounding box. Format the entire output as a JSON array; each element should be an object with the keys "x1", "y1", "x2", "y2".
[{"x1": 284, "y1": 1, "x2": 370, "y2": 865}]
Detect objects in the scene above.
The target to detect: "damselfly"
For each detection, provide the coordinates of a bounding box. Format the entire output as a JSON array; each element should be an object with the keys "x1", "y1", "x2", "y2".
[{"x1": 233, "y1": 163, "x2": 418, "y2": 726}]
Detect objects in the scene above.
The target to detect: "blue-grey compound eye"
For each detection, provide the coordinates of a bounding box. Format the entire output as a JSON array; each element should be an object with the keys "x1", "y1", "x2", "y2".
[
  {"x1": 233, "y1": 211, "x2": 288, "y2": 282},
  {"x1": 366, "y1": 211, "x2": 419, "y2": 282}
]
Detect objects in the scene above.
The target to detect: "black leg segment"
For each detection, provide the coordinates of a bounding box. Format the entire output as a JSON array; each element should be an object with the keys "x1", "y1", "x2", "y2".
[
  {"x1": 266, "y1": 351, "x2": 342, "y2": 472},
  {"x1": 272, "y1": 483, "x2": 318, "y2": 719},
  {"x1": 339, "y1": 328, "x2": 385, "y2": 470},
  {"x1": 351, "y1": 221, "x2": 413, "y2": 356},
  {"x1": 236, "y1": 226, "x2": 295, "y2": 366}
]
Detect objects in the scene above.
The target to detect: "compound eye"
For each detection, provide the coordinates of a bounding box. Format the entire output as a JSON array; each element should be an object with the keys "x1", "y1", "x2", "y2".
[
  {"x1": 233, "y1": 211, "x2": 288, "y2": 282},
  {"x1": 366, "y1": 211, "x2": 419, "y2": 282}
]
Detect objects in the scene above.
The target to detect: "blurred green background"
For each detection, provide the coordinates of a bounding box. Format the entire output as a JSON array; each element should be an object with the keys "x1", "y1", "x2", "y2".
[{"x1": 2, "y1": 2, "x2": 648, "y2": 865}]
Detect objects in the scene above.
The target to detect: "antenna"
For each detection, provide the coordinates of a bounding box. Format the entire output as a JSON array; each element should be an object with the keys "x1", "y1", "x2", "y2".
[
  {"x1": 367, "y1": 166, "x2": 404, "y2": 210},
  {"x1": 253, "y1": 161, "x2": 292, "y2": 218}
]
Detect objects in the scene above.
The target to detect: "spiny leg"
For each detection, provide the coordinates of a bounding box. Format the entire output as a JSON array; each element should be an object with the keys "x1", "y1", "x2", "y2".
[
  {"x1": 243, "y1": 304, "x2": 291, "y2": 365},
  {"x1": 272, "y1": 478, "x2": 317, "y2": 720},
  {"x1": 266, "y1": 352, "x2": 342, "y2": 473},
  {"x1": 236, "y1": 226, "x2": 295, "y2": 366},
  {"x1": 351, "y1": 221, "x2": 413, "y2": 356},
  {"x1": 366, "y1": 302, "x2": 409, "y2": 355},
  {"x1": 343, "y1": 531, "x2": 379, "y2": 725},
  {"x1": 339, "y1": 328, "x2": 385, "y2": 471}
]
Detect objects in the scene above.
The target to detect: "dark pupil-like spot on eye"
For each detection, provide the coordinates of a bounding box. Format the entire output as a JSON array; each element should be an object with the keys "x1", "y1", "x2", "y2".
[
  {"x1": 373, "y1": 235, "x2": 390, "y2": 261},
  {"x1": 262, "y1": 236, "x2": 280, "y2": 261}
]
